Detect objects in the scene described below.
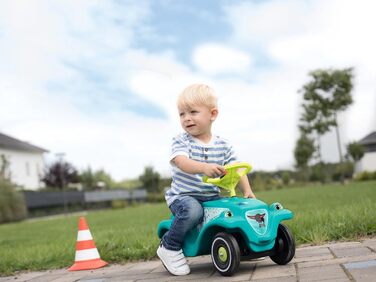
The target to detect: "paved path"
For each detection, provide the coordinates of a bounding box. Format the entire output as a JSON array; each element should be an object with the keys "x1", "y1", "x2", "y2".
[{"x1": 1, "y1": 238, "x2": 376, "y2": 281}]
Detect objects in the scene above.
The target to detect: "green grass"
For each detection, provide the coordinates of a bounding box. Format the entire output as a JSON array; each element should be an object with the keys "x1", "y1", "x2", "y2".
[
  {"x1": 0, "y1": 181, "x2": 375, "y2": 275},
  {"x1": 258, "y1": 181, "x2": 376, "y2": 244}
]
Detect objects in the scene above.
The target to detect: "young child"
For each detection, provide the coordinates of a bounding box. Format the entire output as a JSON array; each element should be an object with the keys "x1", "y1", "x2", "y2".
[{"x1": 157, "y1": 83, "x2": 256, "y2": 276}]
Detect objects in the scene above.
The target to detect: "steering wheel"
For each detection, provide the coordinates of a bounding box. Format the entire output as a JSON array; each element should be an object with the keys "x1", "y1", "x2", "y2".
[{"x1": 202, "y1": 162, "x2": 252, "y2": 197}]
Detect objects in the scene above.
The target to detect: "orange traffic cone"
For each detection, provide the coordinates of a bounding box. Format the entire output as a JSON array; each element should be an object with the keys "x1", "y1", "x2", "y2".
[{"x1": 68, "y1": 217, "x2": 108, "y2": 271}]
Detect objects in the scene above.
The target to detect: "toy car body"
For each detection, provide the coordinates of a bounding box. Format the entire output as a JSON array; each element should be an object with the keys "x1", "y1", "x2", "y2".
[{"x1": 157, "y1": 163, "x2": 295, "y2": 276}]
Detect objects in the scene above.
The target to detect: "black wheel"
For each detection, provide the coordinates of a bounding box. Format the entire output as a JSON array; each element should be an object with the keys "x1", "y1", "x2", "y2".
[
  {"x1": 211, "y1": 232, "x2": 240, "y2": 276},
  {"x1": 270, "y1": 224, "x2": 295, "y2": 265}
]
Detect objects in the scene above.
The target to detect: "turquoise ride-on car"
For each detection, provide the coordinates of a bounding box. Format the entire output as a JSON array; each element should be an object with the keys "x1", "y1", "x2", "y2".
[{"x1": 157, "y1": 163, "x2": 295, "y2": 276}]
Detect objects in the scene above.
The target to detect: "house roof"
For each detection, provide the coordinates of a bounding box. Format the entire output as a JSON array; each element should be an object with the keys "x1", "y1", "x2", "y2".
[
  {"x1": 0, "y1": 132, "x2": 49, "y2": 153},
  {"x1": 359, "y1": 131, "x2": 376, "y2": 145}
]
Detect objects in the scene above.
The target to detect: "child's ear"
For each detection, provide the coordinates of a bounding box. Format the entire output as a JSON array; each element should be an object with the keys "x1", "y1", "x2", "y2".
[{"x1": 210, "y1": 108, "x2": 218, "y2": 121}]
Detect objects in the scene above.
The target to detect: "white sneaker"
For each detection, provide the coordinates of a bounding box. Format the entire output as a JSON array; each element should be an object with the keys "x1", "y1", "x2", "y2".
[{"x1": 157, "y1": 244, "x2": 190, "y2": 276}]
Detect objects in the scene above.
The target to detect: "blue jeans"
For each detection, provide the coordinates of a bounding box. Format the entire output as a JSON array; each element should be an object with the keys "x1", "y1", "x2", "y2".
[{"x1": 161, "y1": 195, "x2": 220, "y2": 251}]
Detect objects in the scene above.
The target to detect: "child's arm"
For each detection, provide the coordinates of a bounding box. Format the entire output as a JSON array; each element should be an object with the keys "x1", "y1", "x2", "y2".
[
  {"x1": 239, "y1": 175, "x2": 256, "y2": 198},
  {"x1": 173, "y1": 155, "x2": 226, "y2": 178}
]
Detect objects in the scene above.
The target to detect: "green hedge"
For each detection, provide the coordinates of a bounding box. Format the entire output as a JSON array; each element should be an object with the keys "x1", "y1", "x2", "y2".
[
  {"x1": 354, "y1": 171, "x2": 376, "y2": 181},
  {"x1": 0, "y1": 179, "x2": 27, "y2": 223}
]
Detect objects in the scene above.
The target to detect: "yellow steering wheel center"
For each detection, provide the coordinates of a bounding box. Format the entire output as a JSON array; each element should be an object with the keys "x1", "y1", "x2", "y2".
[{"x1": 202, "y1": 162, "x2": 252, "y2": 197}]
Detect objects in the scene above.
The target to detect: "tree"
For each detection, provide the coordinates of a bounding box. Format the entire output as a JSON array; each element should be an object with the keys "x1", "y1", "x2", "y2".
[
  {"x1": 346, "y1": 142, "x2": 365, "y2": 162},
  {"x1": 79, "y1": 166, "x2": 96, "y2": 190},
  {"x1": 0, "y1": 154, "x2": 10, "y2": 181},
  {"x1": 299, "y1": 68, "x2": 354, "y2": 181},
  {"x1": 79, "y1": 167, "x2": 115, "y2": 190},
  {"x1": 42, "y1": 160, "x2": 79, "y2": 189},
  {"x1": 294, "y1": 133, "x2": 315, "y2": 181},
  {"x1": 0, "y1": 155, "x2": 27, "y2": 223},
  {"x1": 93, "y1": 169, "x2": 114, "y2": 189},
  {"x1": 299, "y1": 104, "x2": 333, "y2": 163},
  {"x1": 139, "y1": 166, "x2": 160, "y2": 193}
]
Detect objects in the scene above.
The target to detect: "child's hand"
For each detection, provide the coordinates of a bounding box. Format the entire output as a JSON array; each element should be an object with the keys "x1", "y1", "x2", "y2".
[
  {"x1": 203, "y1": 163, "x2": 226, "y2": 178},
  {"x1": 243, "y1": 189, "x2": 256, "y2": 199}
]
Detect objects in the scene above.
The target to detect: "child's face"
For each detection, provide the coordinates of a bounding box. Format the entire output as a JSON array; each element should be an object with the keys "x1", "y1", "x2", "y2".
[{"x1": 178, "y1": 104, "x2": 218, "y2": 138}]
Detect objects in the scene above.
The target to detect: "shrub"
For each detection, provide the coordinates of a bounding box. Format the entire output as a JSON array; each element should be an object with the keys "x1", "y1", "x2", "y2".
[
  {"x1": 147, "y1": 192, "x2": 166, "y2": 203},
  {"x1": 332, "y1": 161, "x2": 354, "y2": 181},
  {"x1": 111, "y1": 200, "x2": 127, "y2": 209},
  {"x1": 281, "y1": 172, "x2": 291, "y2": 185},
  {"x1": 354, "y1": 171, "x2": 376, "y2": 181},
  {"x1": 0, "y1": 179, "x2": 27, "y2": 223}
]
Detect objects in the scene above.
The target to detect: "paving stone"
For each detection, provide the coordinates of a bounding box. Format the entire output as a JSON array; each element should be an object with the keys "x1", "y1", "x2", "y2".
[
  {"x1": 295, "y1": 246, "x2": 332, "y2": 259},
  {"x1": 77, "y1": 279, "x2": 106, "y2": 282},
  {"x1": 343, "y1": 259, "x2": 376, "y2": 281},
  {"x1": 331, "y1": 246, "x2": 373, "y2": 258},
  {"x1": 50, "y1": 266, "x2": 133, "y2": 282},
  {"x1": 344, "y1": 259, "x2": 376, "y2": 269},
  {"x1": 294, "y1": 246, "x2": 334, "y2": 264},
  {"x1": 187, "y1": 255, "x2": 211, "y2": 265},
  {"x1": 79, "y1": 275, "x2": 135, "y2": 282},
  {"x1": 298, "y1": 254, "x2": 376, "y2": 269},
  {"x1": 52, "y1": 270, "x2": 110, "y2": 282},
  {"x1": 28, "y1": 272, "x2": 70, "y2": 282},
  {"x1": 144, "y1": 267, "x2": 211, "y2": 281},
  {"x1": 151, "y1": 258, "x2": 215, "y2": 276},
  {"x1": 209, "y1": 262, "x2": 255, "y2": 281},
  {"x1": 327, "y1": 241, "x2": 362, "y2": 249},
  {"x1": 250, "y1": 276, "x2": 296, "y2": 282},
  {"x1": 51, "y1": 273, "x2": 90, "y2": 282},
  {"x1": 136, "y1": 262, "x2": 215, "y2": 281},
  {"x1": 252, "y1": 262, "x2": 295, "y2": 280},
  {"x1": 362, "y1": 239, "x2": 376, "y2": 252},
  {"x1": 208, "y1": 273, "x2": 251, "y2": 282},
  {"x1": 3, "y1": 239, "x2": 376, "y2": 281},
  {"x1": 1, "y1": 271, "x2": 53, "y2": 282},
  {"x1": 149, "y1": 263, "x2": 167, "y2": 274},
  {"x1": 299, "y1": 241, "x2": 361, "y2": 251},
  {"x1": 346, "y1": 266, "x2": 376, "y2": 282},
  {"x1": 293, "y1": 254, "x2": 334, "y2": 264},
  {"x1": 126, "y1": 260, "x2": 161, "y2": 273},
  {"x1": 103, "y1": 271, "x2": 170, "y2": 281},
  {"x1": 297, "y1": 264, "x2": 349, "y2": 281}
]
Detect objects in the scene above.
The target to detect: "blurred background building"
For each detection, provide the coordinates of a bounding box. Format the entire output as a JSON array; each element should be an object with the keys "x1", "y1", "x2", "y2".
[
  {"x1": 0, "y1": 132, "x2": 48, "y2": 190},
  {"x1": 356, "y1": 131, "x2": 376, "y2": 173}
]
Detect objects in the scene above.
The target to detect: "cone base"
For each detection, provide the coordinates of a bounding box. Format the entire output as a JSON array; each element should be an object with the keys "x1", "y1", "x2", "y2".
[{"x1": 68, "y1": 258, "x2": 108, "y2": 271}]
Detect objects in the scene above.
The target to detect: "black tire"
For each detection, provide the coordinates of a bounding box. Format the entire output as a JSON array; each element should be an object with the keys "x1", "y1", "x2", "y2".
[
  {"x1": 270, "y1": 224, "x2": 295, "y2": 265},
  {"x1": 211, "y1": 232, "x2": 241, "y2": 276}
]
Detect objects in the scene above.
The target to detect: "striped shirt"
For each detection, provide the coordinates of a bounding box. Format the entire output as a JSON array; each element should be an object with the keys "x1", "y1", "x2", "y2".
[{"x1": 165, "y1": 132, "x2": 237, "y2": 206}]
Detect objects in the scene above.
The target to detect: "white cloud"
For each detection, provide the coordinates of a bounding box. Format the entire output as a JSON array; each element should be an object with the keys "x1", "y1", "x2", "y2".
[
  {"x1": 1, "y1": 0, "x2": 375, "y2": 183},
  {"x1": 224, "y1": 0, "x2": 376, "y2": 163},
  {"x1": 225, "y1": 0, "x2": 316, "y2": 46},
  {"x1": 0, "y1": 78, "x2": 175, "y2": 179},
  {"x1": 192, "y1": 43, "x2": 252, "y2": 75}
]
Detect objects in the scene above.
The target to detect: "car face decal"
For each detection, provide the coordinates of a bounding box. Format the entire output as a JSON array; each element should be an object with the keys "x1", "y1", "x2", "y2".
[
  {"x1": 203, "y1": 207, "x2": 229, "y2": 225},
  {"x1": 246, "y1": 209, "x2": 268, "y2": 235},
  {"x1": 197, "y1": 207, "x2": 230, "y2": 231}
]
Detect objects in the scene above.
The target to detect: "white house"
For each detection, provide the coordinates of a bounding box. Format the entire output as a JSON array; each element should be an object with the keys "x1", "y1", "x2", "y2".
[
  {"x1": 0, "y1": 132, "x2": 48, "y2": 190},
  {"x1": 355, "y1": 131, "x2": 376, "y2": 173}
]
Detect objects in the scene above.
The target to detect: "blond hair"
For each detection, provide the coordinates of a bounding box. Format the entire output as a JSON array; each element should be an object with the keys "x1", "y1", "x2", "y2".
[{"x1": 177, "y1": 84, "x2": 218, "y2": 109}]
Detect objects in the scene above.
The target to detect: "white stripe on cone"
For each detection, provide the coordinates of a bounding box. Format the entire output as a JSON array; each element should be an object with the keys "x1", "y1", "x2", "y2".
[
  {"x1": 75, "y1": 248, "x2": 100, "y2": 261},
  {"x1": 77, "y1": 230, "x2": 93, "y2": 241}
]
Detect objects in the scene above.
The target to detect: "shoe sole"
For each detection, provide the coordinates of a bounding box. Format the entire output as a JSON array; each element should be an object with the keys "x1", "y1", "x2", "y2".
[{"x1": 157, "y1": 249, "x2": 190, "y2": 276}]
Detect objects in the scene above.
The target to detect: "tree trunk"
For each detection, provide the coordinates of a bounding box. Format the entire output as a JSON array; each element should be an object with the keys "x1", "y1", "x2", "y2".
[{"x1": 334, "y1": 114, "x2": 345, "y2": 184}]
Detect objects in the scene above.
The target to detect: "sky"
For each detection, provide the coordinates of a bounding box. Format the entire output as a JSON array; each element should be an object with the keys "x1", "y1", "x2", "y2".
[{"x1": 0, "y1": 0, "x2": 375, "y2": 181}]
